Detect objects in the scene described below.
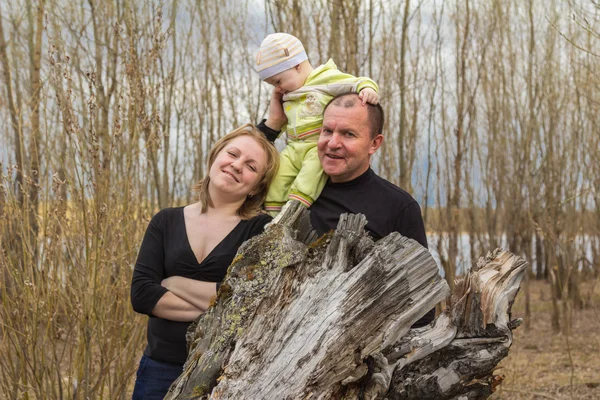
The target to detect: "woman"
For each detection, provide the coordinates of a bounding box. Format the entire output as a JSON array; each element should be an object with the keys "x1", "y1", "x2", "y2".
[{"x1": 130, "y1": 124, "x2": 279, "y2": 399}]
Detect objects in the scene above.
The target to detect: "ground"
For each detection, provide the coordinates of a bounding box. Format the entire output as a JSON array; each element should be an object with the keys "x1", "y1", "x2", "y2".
[{"x1": 490, "y1": 279, "x2": 600, "y2": 400}]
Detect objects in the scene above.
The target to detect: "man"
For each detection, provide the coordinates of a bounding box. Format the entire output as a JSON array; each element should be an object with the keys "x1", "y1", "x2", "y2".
[
  {"x1": 259, "y1": 93, "x2": 433, "y2": 325},
  {"x1": 309, "y1": 94, "x2": 427, "y2": 247}
]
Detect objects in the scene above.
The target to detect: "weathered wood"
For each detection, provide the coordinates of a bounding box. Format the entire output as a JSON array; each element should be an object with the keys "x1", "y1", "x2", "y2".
[
  {"x1": 165, "y1": 202, "x2": 527, "y2": 400},
  {"x1": 387, "y1": 249, "x2": 527, "y2": 400}
]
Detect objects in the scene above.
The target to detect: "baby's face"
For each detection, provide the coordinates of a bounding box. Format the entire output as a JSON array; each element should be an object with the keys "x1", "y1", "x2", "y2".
[{"x1": 265, "y1": 67, "x2": 305, "y2": 95}]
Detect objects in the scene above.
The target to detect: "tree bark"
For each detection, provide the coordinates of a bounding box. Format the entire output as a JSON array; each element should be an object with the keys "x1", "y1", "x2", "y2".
[
  {"x1": 26, "y1": 0, "x2": 45, "y2": 246},
  {"x1": 166, "y1": 202, "x2": 528, "y2": 400},
  {"x1": 0, "y1": 7, "x2": 24, "y2": 205}
]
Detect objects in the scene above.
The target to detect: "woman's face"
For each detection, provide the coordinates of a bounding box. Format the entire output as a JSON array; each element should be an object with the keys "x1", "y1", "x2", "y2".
[{"x1": 209, "y1": 135, "x2": 268, "y2": 201}]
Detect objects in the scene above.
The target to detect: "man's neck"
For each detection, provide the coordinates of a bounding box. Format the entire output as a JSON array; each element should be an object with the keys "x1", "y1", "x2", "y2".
[{"x1": 329, "y1": 167, "x2": 372, "y2": 185}]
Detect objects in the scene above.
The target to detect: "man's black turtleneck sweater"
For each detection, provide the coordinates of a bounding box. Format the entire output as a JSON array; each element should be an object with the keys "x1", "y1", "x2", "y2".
[{"x1": 309, "y1": 168, "x2": 427, "y2": 248}]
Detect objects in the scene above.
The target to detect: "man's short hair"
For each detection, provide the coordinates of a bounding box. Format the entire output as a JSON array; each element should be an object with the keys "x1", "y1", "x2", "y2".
[{"x1": 323, "y1": 93, "x2": 385, "y2": 139}]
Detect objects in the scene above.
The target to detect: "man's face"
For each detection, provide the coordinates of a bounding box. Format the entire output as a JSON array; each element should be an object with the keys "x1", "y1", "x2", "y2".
[{"x1": 318, "y1": 103, "x2": 383, "y2": 183}]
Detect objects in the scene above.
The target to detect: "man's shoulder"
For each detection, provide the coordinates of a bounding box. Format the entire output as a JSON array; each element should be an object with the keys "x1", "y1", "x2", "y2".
[
  {"x1": 371, "y1": 172, "x2": 427, "y2": 247},
  {"x1": 370, "y1": 172, "x2": 418, "y2": 207}
]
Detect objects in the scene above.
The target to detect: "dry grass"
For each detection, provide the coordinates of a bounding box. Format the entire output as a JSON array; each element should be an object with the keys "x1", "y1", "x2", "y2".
[
  {"x1": 491, "y1": 279, "x2": 600, "y2": 400},
  {"x1": 0, "y1": 170, "x2": 150, "y2": 400}
]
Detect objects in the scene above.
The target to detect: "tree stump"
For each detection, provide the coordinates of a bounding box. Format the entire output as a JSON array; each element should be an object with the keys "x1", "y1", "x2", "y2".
[{"x1": 165, "y1": 202, "x2": 527, "y2": 400}]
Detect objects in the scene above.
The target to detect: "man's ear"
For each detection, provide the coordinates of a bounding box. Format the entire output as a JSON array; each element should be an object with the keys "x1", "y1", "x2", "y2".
[{"x1": 369, "y1": 134, "x2": 384, "y2": 155}]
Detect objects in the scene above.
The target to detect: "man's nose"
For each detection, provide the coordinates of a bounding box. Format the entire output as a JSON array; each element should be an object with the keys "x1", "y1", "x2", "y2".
[{"x1": 327, "y1": 133, "x2": 342, "y2": 148}]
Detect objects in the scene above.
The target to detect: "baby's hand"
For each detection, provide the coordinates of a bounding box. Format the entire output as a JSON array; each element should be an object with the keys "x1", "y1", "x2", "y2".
[{"x1": 358, "y1": 88, "x2": 379, "y2": 105}]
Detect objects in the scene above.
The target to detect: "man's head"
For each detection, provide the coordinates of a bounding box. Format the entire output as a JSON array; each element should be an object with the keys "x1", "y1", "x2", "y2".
[
  {"x1": 318, "y1": 94, "x2": 385, "y2": 183},
  {"x1": 256, "y1": 33, "x2": 311, "y2": 94}
]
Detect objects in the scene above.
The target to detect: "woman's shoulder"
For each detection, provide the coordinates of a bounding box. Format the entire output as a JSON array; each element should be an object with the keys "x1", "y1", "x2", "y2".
[
  {"x1": 149, "y1": 206, "x2": 184, "y2": 224},
  {"x1": 153, "y1": 206, "x2": 184, "y2": 217},
  {"x1": 243, "y1": 212, "x2": 272, "y2": 233},
  {"x1": 246, "y1": 212, "x2": 272, "y2": 225}
]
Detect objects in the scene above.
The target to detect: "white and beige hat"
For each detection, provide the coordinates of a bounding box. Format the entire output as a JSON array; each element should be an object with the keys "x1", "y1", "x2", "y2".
[{"x1": 256, "y1": 33, "x2": 308, "y2": 80}]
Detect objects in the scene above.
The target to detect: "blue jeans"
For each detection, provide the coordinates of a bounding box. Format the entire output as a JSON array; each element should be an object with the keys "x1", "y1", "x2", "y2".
[{"x1": 132, "y1": 354, "x2": 183, "y2": 400}]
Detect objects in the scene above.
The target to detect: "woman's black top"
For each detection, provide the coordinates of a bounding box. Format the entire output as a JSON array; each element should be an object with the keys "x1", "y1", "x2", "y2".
[{"x1": 130, "y1": 207, "x2": 271, "y2": 365}]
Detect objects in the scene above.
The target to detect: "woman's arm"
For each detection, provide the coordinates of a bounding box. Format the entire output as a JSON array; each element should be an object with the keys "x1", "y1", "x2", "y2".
[
  {"x1": 131, "y1": 211, "x2": 170, "y2": 316},
  {"x1": 161, "y1": 276, "x2": 217, "y2": 311},
  {"x1": 131, "y1": 210, "x2": 202, "y2": 321},
  {"x1": 151, "y1": 291, "x2": 203, "y2": 322}
]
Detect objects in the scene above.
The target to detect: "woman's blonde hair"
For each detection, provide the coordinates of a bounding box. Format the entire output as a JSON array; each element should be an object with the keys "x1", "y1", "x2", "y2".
[{"x1": 192, "y1": 124, "x2": 280, "y2": 219}]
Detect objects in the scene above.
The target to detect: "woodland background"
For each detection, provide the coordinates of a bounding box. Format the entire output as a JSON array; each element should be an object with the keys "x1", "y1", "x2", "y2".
[{"x1": 0, "y1": 0, "x2": 599, "y2": 398}]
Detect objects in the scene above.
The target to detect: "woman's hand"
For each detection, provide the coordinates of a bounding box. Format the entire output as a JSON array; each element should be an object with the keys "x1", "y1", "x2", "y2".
[
  {"x1": 161, "y1": 276, "x2": 218, "y2": 311},
  {"x1": 265, "y1": 90, "x2": 287, "y2": 131}
]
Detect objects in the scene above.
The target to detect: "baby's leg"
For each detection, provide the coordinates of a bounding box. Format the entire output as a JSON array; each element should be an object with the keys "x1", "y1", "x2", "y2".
[
  {"x1": 288, "y1": 144, "x2": 327, "y2": 208},
  {"x1": 265, "y1": 145, "x2": 301, "y2": 215}
]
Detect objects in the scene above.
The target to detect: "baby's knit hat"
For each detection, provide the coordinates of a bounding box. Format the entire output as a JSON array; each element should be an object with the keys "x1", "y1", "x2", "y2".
[{"x1": 256, "y1": 33, "x2": 308, "y2": 80}]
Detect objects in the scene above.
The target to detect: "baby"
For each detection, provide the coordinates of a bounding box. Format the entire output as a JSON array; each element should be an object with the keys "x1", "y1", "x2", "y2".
[{"x1": 256, "y1": 32, "x2": 379, "y2": 213}]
